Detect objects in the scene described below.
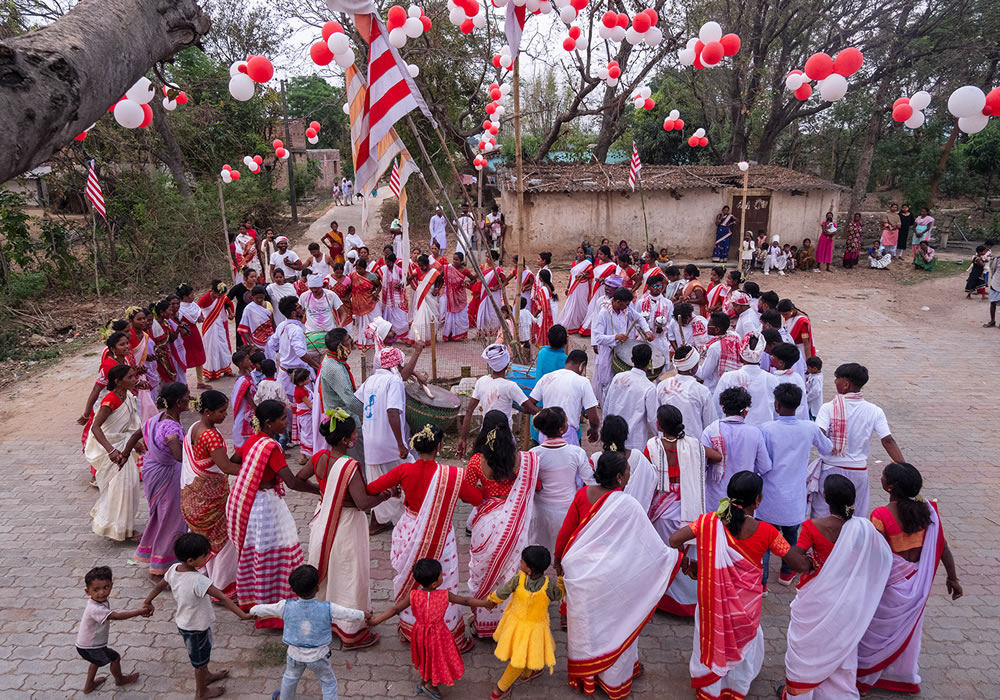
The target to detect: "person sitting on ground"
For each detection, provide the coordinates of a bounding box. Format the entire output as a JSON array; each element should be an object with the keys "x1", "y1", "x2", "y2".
[
  {"x1": 796, "y1": 239, "x2": 817, "y2": 271},
  {"x1": 868, "y1": 244, "x2": 892, "y2": 270},
  {"x1": 913, "y1": 240, "x2": 937, "y2": 271}
]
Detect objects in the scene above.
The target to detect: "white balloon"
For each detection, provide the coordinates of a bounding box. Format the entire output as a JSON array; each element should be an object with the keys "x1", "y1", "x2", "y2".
[
  {"x1": 639, "y1": 86, "x2": 652, "y2": 99},
  {"x1": 113, "y1": 99, "x2": 144, "y2": 128},
  {"x1": 598, "y1": 67, "x2": 609, "y2": 80},
  {"x1": 327, "y1": 33, "x2": 350, "y2": 55},
  {"x1": 448, "y1": 6, "x2": 464, "y2": 24},
  {"x1": 408, "y1": 5, "x2": 422, "y2": 17},
  {"x1": 342, "y1": 102, "x2": 351, "y2": 114},
  {"x1": 228, "y1": 73, "x2": 255, "y2": 101},
  {"x1": 909, "y1": 90, "x2": 931, "y2": 111},
  {"x1": 408, "y1": 63, "x2": 420, "y2": 77},
  {"x1": 551, "y1": 0, "x2": 568, "y2": 6},
  {"x1": 221, "y1": 171, "x2": 232, "y2": 183},
  {"x1": 606, "y1": 77, "x2": 619, "y2": 87},
  {"x1": 281, "y1": 150, "x2": 290, "y2": 160},
  {"x1": 229, "y1": 61, "x2": 247, "y2": 77},
  {"x1": 958, "y1": 113, "x2": 990, "y2": 134},
  {"x1": 678, "y1": 48, "x2": 696, "y2": 66},
  {"x1": 785, "y1": 73, "x2": 805, "y2": 91},
  {"x1": 335, "y1": 47, "x2": 356, "y2": 69},
  {"x1": 499, "y1": 83, "x2": 512, "y2": 96},
  {"x1": 126, "y1": 77, "x2": 154, "y2": 104},
  {"x1": 495, "y1": 105, "x2": 505, "y2": 116},
  {"x1": 500, "y1": 55, "x2": 513, "y2": 69},
  {"x1": 389, "y1": 27, "x2": 408, "y2": 48},
  {"x1": 687, "y1": 37, "x2": 699, "y2": 50},
  {"x1": 819, "y1": 73, "x2": 848, "y2": 102},
  {"x1": 948, "y1": 85, "x2": 986, "y2": 119},
  {"x1": 668, "y1": 109, "x2": 680, "y2": 120},
  {"x1": 162, "y1": 97, "x2": 177, "y2": 111},
  {"x1": 308, "y1": 135, "x2": 319, "y2": 144},
  {"x1": 694, "y1": 127, "x2": 705, "y2": 137},
  {"x1": 738, "y1": 161, "x2": 749, "y2": 171},
  {"x1": 634, "y1": 96, "x2": 645, "y2": 109},
  {"x1": 644, "y1": 26, "x2": 663, "y2": 46},
  {"x1": 625, "y1": 27, "x2": 641, "y2": 44},
  {"x1": 904, "y1": 111, "x2": 925, "y2": 129},
  {"x1": 243, "y1": 156, "x2": 253, "y2": 166},
  {"x1": 515, "y1": 0, "x2": 528, "y2": 5},
  {"x1": 611, "y1": 26, "x2": 626, "y2": 42},
  {"x1": 495, "y1": 0, "x2": 510, "y2": 7},
  {"x1": 537, "y1": 2, "x2": 551, "y2": 14},
  {"x1": 559, "y1": 6, "x2": 576, "y2": 23},
  {"x1": 524, "y1": 0, "x2": 540, "y2": 11},
  {"x1": 500, "y1": 44, "x2": 511, "y2": 55},
  {"x1": 699, "y1": 21, "x2": 723, "y2": 44},
  {"x1": 472, "y1": 13, "x2": 486, "y2": 28}
]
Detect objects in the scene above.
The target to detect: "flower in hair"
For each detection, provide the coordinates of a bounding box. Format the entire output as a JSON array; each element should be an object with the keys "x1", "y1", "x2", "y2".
[
  {"x1": 409, "y1": 424, "x2": 436, "y2": 449},
  {"x1": 191, "y1": 395, "x2": 203, "y2": 412},
  {"x1": 215, "y1": 281, "x2": 228, "y2": 294},
  {"x1": 251, "y1": 414, "x2": 262, "y2": 433},
  {"x1": 322, "y1": 407, "x2": 350, "y2": 428},
  {"x1": 485, "y1": 427, "x2": 498, "y2": 450},
  {"x1": 715, "y1": 497, "x2": 733, "y2": 523}
]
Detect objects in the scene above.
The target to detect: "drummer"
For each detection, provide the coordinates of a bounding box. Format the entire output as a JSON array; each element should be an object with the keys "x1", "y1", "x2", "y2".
[
  {"x1": 299, "y1": 273, "x2": 344, "y2": 334},
  {"x1": 591, "y1": 287, "x2": 654, "y2": 404},
  {"x1": 602, "y1": 342, "x2": 659, "y2": 450}
]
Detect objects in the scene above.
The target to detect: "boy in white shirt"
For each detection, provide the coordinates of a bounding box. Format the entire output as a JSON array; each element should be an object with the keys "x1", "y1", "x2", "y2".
[
  {"x1": 526, "y1": 349, "x2": 601, "y2": 446},
  {"x1": 763, "y1": 236, "x2": 787, "y2": 275},
  {"x1": 144, "y1": 534, "x2": 251, "y2": 699},
  {"x1": 804, "y1": 356, "x2": 824, "y2": 419},
  {"x1": 457, "y1": 343, "x2": 538, "y2": 456},
  {"x1": 602, "y1": 342, "x2": 658, "y2": 450},
  {"x1": 518, "y1": 297, "x2": 536, "y2": 348}
]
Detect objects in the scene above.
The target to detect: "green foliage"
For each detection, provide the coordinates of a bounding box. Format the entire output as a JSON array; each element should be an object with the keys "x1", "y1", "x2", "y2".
[
  {"x1": 0, "y1": 189, "x2": 83, "y2": 292},
  {"x1": 292, "y1": 159, "x2": 322, "y2": 193},
  {"x1": 284, "y1": 75, "x2": 349, "y2": 151},
  {"x1": 962, "y1": 120, "x2": 1000, "y2": 191}
]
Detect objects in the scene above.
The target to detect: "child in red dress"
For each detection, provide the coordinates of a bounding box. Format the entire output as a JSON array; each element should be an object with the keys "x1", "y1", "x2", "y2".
[{"x1": 370, "y1": 558, "x2": 495, "y2": 698}]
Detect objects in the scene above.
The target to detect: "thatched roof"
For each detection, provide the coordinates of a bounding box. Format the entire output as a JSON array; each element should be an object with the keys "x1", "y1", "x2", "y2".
[{"x1": 497, "y1": 163, "x2": 848, "y2": 194}]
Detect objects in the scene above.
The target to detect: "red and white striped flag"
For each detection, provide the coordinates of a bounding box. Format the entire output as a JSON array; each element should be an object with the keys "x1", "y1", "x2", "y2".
[
  {"x1": 86, "y1": 159, "x2": 106, "y2": 219},
  {"x1": 390, "y1": 158, "x2": 401, "y2": 197},
  {"x1": 628, "y1": 142, "x2": 642, "y2": 192},
  {"x1": 505, "y1": 3, "x2": 527, "y2": 59}
]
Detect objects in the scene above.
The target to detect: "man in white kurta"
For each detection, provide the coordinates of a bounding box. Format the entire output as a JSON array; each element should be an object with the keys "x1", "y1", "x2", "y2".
[
  {"x1": 654, "y1": 346, "x2": 716, "y2": 438},
  {"x1": 637, "y1": 269, "x2": 675, "y2": 369},
  {"x1": 526, "y1": 349, "x2": 600, "y2": 446},
  {"x1": 429, "y1": 206, "x2": 447, "y2": 252},
  {"x1": 729, "y1": 291, "x2": 761, "y2": 338},
  {"x1": 697, "y1": 313, "x2": 741, "y2": 394},
  {"x1": 299, "y1": 274, "x2": 343, "y2": 334},
  {"x1": 766, "y1": 342, "x2": 809, "y2": 421},
  {"x1": 712, "y1": 330, "x2": 778, "y2": 426},
  {"x1": 591, "y1": 287, "x2": 653, "y2": 404},
  {"x1": 602, "y1": 343, "x2": 658, "y2": 451}
]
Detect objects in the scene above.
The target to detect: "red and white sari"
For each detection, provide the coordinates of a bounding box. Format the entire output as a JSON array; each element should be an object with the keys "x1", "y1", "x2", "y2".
[
  {"x1": 441, "y1": 262, "x2": 473, "y2": 341},
  {"x1": 350, "y1": 271, "x2": 380, "y2": 346},
  {"x1": 563, "y1": 491, "x2": 676, "y2": 699},
  {"x1": 706, "y1": 282, "x2": 730, "y2": 313},
  {"x1": 476, "y1": 266, "x2": 506, "y2": 335},
  {"x1": 856, "y1": 504, "x2": 945, "y2": 694},
  {"x1": 467, "y1": 452, "x2": 539, "y2": 637},
  {"x1": 580, "y1": 261, "x2": 619, "y2": 335},
  {"x1": 557, "y1": 258, "x2": 593, "y2": 333},
  {"x1": 380, "y1": 261, "x2": 410, "y2": 340},
  {"x1": 199, "y1": 294, "x2": 234, "y2": 380},
  {"x1": 785, "y1": 313, "x2": 815, "y2": 359},
  {"x1": 237, "y1": 301, "x2": 275, "y2": 360},
  {"x1": 391, "y1": 463, "x2": 468, "y2": 645},
  {"x1": 784, "y1": 517, "x2": 892, "y2": 699},
  {"x1": 530, "y1": 281, "x2": 554, "y2": 347},
  {"x1": 410, "y1": 268, "x2": 441, "y2": 343}
]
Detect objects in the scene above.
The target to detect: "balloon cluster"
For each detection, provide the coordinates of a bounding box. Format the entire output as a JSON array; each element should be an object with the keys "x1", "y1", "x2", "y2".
[
  {"x1": 891, "y1": 91, "x2": 931, "y2": 129},
  {"x1": 473, "y1": 154, "x2": 489, "y2": 170},
  {"x1": 554, "y1": 0, "x2": 588, "y2": 26},
  {"x1": 597, "y1": 12, "x2": 630, "y2": 42},
  {"x1": 242, "y1": 155, "x2": 264, "y2": 175},
  {"x1": 387, "y1": 5, "x2": 432, "y2": 48},
  {"x1": 273, "y1": 139, "x2": 290, "y2": 161},
  {"x1": 948, "y1": 85, "x2": 1000, "y2": 134},
  {"x1": 687, "y1": 128, "x2": 708, "y2": 147},
  {"x1": 229, "y1": 56, "x2": 274, "y2": 102},
  {"x1": 161, "y1": 85, "x2": 189, "y2": 112},
  {"x1": 631, "y1": 86, "x2": 654, "y2": 110},
  {"x1": 447, "y1": 0, "x2": 484, "y2": 34},
  {"x1": 662, "y1": 109, "x2": 684, "y2": 131},
  {"x1": 492, "y1": 45, "x2": 515, "y2": 71},
  {"x1": 478, "y1": 81, "x2": 510, "y2": 151},
  {"x1": 111, "y1": 78, "x2": 156, "y2": 129},
  {"x1": 306, "y1": 120, "x2": 322, "y2": 145},
  {"x1": 596, "y1": 61, "x2": 621, "y2": 87},
  {"x1": 220, "y1": 164, "x2": 241, "y2": 183},
  {"x1": 563, "y1": 25, "x2": 584, "y2": 52},
  {"x1": 677, "y1": 22, "x2": 740, "y2": 69},
  {"x1": 311, "y1": 22, "x2": 357, "y2": 69},
  {"x1": 786, "y1": 48, "x2": 862, "y2": 102}
]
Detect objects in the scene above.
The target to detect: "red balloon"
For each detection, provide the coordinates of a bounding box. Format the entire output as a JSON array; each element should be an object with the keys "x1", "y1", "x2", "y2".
[
  {"x1": 460, "y1": 18, "x2": 474, "y2": 34},
  {"x1": 632, "y1": 13, "x2": 651, "y2": 33},
  {"x1": 608, "y1": 65, "x2": 621, "y2": 79},
  {"x1": 482, "y1": 119, "x2": 492, "y2": 130},
  {"x1": 562, "y1": 37, "x2": 576, "y2": 50},
  {"x1": 306, "y1": 128, "x2": 317, "y2": 138},
  {"x1": 489, "y1": 124, "x2": 499, "y2": 135},
  {"x1": 489, "y1": 82, "x2": 499, "y2": 90},
  {"x1": 275, "y1": 147, "x2": 287, "y2": 158},
  {"x1": 74, "y1": 131, "x2": 88, "y2": 141},
  {"x1": 253, "y1": 155, "x2": 263, "y2": 165},
  {"x1": 663, "y1": 120, "x2": 674, "y2": 131},
  {"x1": 492, "y1": 55, "x2": 501, "y2": 68},
  {"x1": 462, "y1": 0, "x2": 478, "y2": 15},
  {"x1": 231, "y1": 171, "x2": 240, "y2": 181},
  {"x1": 485, "y1": 102, "x2": 497, "y2": 114},
  {"x1": 176, "y1": 91, "x2": 188, "y2": 105},
  {"x1": 478, "y1": 140, "x2": 487, "y2": 150},
  {"x1": 832, "y1": 47, "x2": 863, "y2": 77},
  {"x1": 720, "y1": 33, "x2": 741, "y2": 57},
  {"x1": 387, "y1": 5, "x2": 407, "y2": 30},
  {"x1": 688, "y1": 136, "x2": 699, "y2": 147},
  {"x1": 985, "y1": 87, "x2": 1000, "y2": 115},
  {"x1": 420, "y1": 16, "x2": 432, "y2": 32},
  {"x1": 644, "y1": 8, "x2": 658, "y2": 24},
  {"x1": 643, "y1": 98, "x2": 654, "y2": 110},
  {"x1": 570, "y1": 0, "x2": 587, "y2": 11},
  {"x1": 892, "y1": 103, "x2": 913, "y2": 122},
  {"x1": 693, "y1": 54, "x2": 705, "y2": 70},
  {"x1": 322, "y1": 21, "x2": 344, "y2": 40},
  {"x1": 794, "y1": 83, "x2": 813, "y2": 101},
  {"x1": 892, "y1": 97, "x2": 910, "y2": 109},
  {"x1": 490, "y1": 88, "x2": 502, "y2": 100},
  {"x1": 694, "y1": 39, "x2": 704, "y2": 54},
  {"x1": 138, "y1": 103, "x2": 153, "y2": 128},
  {"x1": 804, "y1": 53, "x2": 833, "y2": 81},
  {"x1": 273, "y1": 139, "x2": 283, "y2": 149},
  {"x1": 675, "y1": 119, "x2": 684, "y2": 129},
  {"x1": 222, "y1": 164, "x2": 232, "y2": 171},
  {"x1": 699, "y1": 136, "x2": 709, "y2": 146},
  {"x1": 246, "y1": 56, "x2": 274, "y2": 83},
  {"x1": 569, "y1": 26, "x2": 581, "y2": 39},
  {"x1": 608, "y1": 60, "x2": 618, "y2": 69},
  {"x1": 310, "y1": 41, "x2": 334, "y2": 66},
  {"x1": 602, "y1": 11, "x2": 617, "y2": 28},
  {"x1": 310, "y1": 121, "x2": 321, "y2": 132},
  {"x1": 237, "y1": 63, "x2": 248, "y2": 73},
  {"x1": 701, "y1": 41, "x2": 724, "y2": 66},
  {"x1": 616, "y1": 13, "x2": 629, "y2": 28}
]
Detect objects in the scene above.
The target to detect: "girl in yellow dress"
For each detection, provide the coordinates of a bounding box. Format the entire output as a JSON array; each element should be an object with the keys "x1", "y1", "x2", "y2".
[{"x1": 487, "y1": 545, "x2": 565, "y2": 700}]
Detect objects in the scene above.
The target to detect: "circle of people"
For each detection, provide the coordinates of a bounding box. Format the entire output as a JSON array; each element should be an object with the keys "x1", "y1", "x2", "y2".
[{"x1": 73, "y1": 235, "x2": 962, "y2": 700}]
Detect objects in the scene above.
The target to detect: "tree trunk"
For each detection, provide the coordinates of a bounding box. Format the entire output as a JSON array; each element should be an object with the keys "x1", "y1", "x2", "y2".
[
  {"x1": 0, "y1": 0, "x2": 211, "y2": 184},
  {"x1": 848, "y1": 77, "x2": 893, "y2": 219},
  {"x1": 927, "y1": 120, "x2": 959, "y2": 206},
  {"x1": 150, "y1": 96, "x2": 193, "y2": 198}
]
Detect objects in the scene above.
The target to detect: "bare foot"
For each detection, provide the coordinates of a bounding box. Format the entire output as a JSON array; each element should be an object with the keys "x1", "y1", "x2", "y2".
[
  {"x1": 207, "y1": 670, "x2": 229, "y2": 685},
  {"x1": 83, "y1": 676, "x2": 107, "y2": 693},
  {"x1": 128, "y1": 531, "x2": 143, "y2": 543},
  {"x1": 197, "y1": 383, "x2": 211, "y2": 390},
  {"x1": 197, "y1": 686, "x2": 225, "y2": 699},
  {"x1": 115, "y1": 672, "x2": 139, "y2": 687}
]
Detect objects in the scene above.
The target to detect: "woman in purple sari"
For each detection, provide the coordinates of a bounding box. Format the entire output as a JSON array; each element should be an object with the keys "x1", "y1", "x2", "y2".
[{"x1": 134, "y1": 382, "x2": 190, "y2": 579}]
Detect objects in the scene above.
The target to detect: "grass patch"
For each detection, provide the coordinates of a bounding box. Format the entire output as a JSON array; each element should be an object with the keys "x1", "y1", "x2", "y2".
[
  {"x1": 252, "y1": 640, "x2": 287, "y2": 667},
  {"x1": 897, "y1": 260, "x2": 968, "y2": 285}
]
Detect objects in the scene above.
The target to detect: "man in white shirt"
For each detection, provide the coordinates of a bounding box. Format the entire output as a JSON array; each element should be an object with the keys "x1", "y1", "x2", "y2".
[
  {"x1": 765, "y1": 342, "x2": 808, "y2": 420},
  {"x1": 298, "y1": 274, "x2": 343, "y2": 334},
  {"x1": 484, "y1": 204, "x2": 504, "y2": 250},
  {"x1": 429, "y1": 206, "x2": 448, "y2": 252},
  {"x1": 813, "y1": 362, "x2": 904, "y2": 518},
  {"x1": 670, "y1": 302, "x2": 709, "y2": 351},
  {"x1": 697, "y1": 312, "x2": 740, "y2": 394},
  {"x1": 602, "y1": 343, "x2": 658, "y2": 450},
  {"x1": 273, "y1": 296, "x2": 321, "y2": 407},
  {"x1": 266, "y1": 269, "x2": 299, "y2": 326},
  {"x1": 354, "y1": 344, "x2": 425, "y2": 532},
  {"x1": 729, "y1": 291, "x2": 761, "y2": 338},
  {"x1": 655, "y1": 345, "x2": 716, "y2": 438},
  {"x1": 637, "y1": 269, "x2": 675, "y2": 368},
  {"x1": 712, "y1": 330, "x2": 778, "y2": 426},
  {"x1": 269, "y1": 236, "x2": 302, "y2": 280},
  {"x1": 526, "y1": 349, "x2": 600, "y2": 446},
  {"x1": 760, "y1": 326, "x2": 807, "y2": 378},
  {"x1": 455, "y1": 205, "x2": 476, "y2": 256},
  {"x1": 456, "y1": 344, "x2": 538, "y2": 456},
  {"x1": 343, "y1": 225, "x2": 364, "y2": 261},
  {"x1": 591, "y1": 287, "x2": 653, "y2": 404}
]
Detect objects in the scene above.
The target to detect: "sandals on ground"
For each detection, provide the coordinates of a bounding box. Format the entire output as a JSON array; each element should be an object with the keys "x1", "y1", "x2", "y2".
[{"x1": 417, "y1": 683, "x2": 443, "y2": 700}]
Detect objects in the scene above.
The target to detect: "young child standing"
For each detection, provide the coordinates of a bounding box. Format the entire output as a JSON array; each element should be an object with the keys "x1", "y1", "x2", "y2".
[
  {"x1": 76, "y1": 566, "x2": 149, "y2": 694},
  {"x1": 230, "y1": 350, "x2": 258, "y2": 450},
  {"x1": 292, "y1": 367, "x2": 314, "y2": 464},
  {"x1": 370, "y1": 558, "x2": 494, "y2": 699},
  {"x1": 251, "y1": 564, "x2": 369, "y2": 700},
  {"x1": 740, "y1": 231, "x2": 755, "y2": 278},
  {"x1": 255, "y1": 359, "x2": 288, "y2": 449},
  {"x1": 249, "y1": 350, "x2": 267, "y2": 386},
  {"x1": 144, "y1": 533, "x2": 251, "y2": 700},
  {"x1": 804, "y1": 355, "x2": 824, "y2": 420},
  {"x1": 486, "y1": 545, "x2": 564, "y2": 700}
]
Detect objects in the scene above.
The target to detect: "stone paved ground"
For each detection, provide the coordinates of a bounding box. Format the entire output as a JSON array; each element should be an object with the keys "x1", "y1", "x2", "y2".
[{"x1": 1, "y1": 254, "x2": 997, "y2": 699}]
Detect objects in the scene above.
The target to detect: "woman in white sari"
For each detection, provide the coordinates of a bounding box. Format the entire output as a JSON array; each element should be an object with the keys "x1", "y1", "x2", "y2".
[
  {"x1": 86, "y1": 365, "x2": 143, "y2": 542},
  {"x1": 556, "y1": 450, "x2": 677, "y2": 698},
  {"x1": 409, "y1": 265, "x2": 442, "y2": 343},
  {"x1": 643, "y1": 405, "x2": 707, "y2": 617},
  {"x1": 127, "y1": 306, "x2": 160, "y2": 421},
  {"x1": 198, "y1": 280, "x2": 235, "y2": 380},
  {"x1": 463, "y1": 410, "x2": 539, "y2": 638},
  {"x1": 299, "y1": 410, "x2": 392, "y2": 648},
  {"x1": 556, "y1": 246, "x2": 593, "y2": 334},
  {"x1": 781, "y1": 475, "x2": 892, "y2": 699},
  {"x1": 236, "y1": 286, "x2": 276, "y2": 361},
  {"x1": 588, "y1": 415, "x2": 658, "y2": 514}
]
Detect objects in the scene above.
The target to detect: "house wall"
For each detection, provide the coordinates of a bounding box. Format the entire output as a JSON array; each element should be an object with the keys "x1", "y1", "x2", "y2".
[{"x1": 499, "y1": 186, "x2": 840, "y2": 258}]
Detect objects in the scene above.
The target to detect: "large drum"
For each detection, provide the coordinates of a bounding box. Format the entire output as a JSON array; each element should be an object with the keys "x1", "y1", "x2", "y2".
[
  {"x1": 507, "y1": 363, "x2": 537, "y2": 395},
  {"x1": 405, "y1": 382, "x2": 462, "y2": 433},
  {"x1": 305, "y1": 330, "x2": 327, "y2": 367},
  {"x1": 612, "y1": 339, "x2": 666, "y2": 382}
]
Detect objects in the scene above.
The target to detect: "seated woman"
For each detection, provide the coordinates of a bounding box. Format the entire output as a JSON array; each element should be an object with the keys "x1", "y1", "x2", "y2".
[
  {"x1": 913, "y1": 241, "x2": 937, "y2": 271},
  {"x1": 868, "y1": 245, "x2": 892, "y2": 269}
]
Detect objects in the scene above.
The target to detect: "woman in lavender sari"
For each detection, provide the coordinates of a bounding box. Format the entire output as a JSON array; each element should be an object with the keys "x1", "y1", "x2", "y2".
[{"x1": 134, "y1": 382, "x2": 190, "y2": 579}]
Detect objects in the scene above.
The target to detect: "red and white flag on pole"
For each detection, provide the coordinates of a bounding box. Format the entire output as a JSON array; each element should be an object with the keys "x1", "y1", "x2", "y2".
[
  {"x1": 390, "y1": 158, "x2": 401, "y2": 197},
  {"x1": 628, "y1": 141, "x2": 642, "y2": 192},
  {"x1": 505, "y1": 3, "x2": 527, "y2": 59},
  {"x1": 86, "y1": 160, "x2": 106, "y2": 219}
]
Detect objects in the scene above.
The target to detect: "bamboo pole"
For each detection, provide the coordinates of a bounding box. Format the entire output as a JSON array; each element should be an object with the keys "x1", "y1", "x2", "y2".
[
  {"x1": 638, "y1": 176, "x2": 650, "y2": 252},
  {"x1": 512, "y1": 55, "x2": 525, "y2": 350},
  {"x1": 92, "y1": 214, "x2": 101, "y2": 301},
  {"x1": 430, "y1": 318, "x2": 438, "y2": 381},
  {"x1": 217, "y1": 179, "x2": 234, "y2": 282},
  {"x1": 739, "y1": 167, "x2": 749, "y2": 249}
]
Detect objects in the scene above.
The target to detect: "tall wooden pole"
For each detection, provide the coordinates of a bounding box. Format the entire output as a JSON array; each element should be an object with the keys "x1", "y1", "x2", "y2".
[
  {"x1": 91, "y1": 215, "x2": 101, "y2": 300},
  {"x1": 217, "y1": 179, "x2": 235, "y2": 283},
  {"x1": 280, "y1": 79, "x2": 299, "y2": 224},
  {"x1": 512, "y1": 55, "x2": 525, "y2": 349},
  {"x1": 739, "y1": 167, "x2": 749, "y2": 246}
]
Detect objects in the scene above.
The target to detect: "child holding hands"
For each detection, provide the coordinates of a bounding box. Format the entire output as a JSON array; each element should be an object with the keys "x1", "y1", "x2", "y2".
[{"x1": 144, "y1": 533, "x2": 252, "y2": 700}]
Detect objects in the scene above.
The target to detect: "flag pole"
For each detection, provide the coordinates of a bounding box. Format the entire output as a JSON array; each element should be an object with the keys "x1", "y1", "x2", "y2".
[
  {"x1": 91, "y1": 213, "x2": 101, "y2": 301},
  {"x1": 638, "y1": 175, "x2": 649, "y2": 252},
  {"x1": 217, "y1": 178, "x2": 235, "y2": 282},
  {"x1": 512, "y1": 54, "x2": 525, "y2": 352}
]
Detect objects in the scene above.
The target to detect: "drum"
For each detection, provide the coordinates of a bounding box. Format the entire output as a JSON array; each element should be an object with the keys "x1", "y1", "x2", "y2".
[
  {"x1": 305, "y1": 331, "x2": 327, "y2": 352},
  {"x1": 507, "y1": 363, "x2": 537, "y2": 395},
  {"x1": 612, "y1": 339, "x2": 666, "y2": 381},
  {"x1": 405, "y1": 382, "x2": 462, "y2": 433}
]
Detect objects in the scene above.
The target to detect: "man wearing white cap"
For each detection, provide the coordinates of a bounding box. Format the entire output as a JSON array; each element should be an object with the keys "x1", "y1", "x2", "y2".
[
  {"x1": 729, "y1": 290, "x2": 761, "y2": 338},
  {"x1": 429, "y1": 205, "x2": 447, "y2": 253},
  {"x1": 456, "y1": 344, "x2": 538, "y2": 457},
  {"x1": 602, "y1": 342, "x2": 659, "y2": 450},
  {"x1": 655, "y1": 345, "x2": 716, "y2": 438},
  {"x1": 712, "y1": 330, "x2": 779, "y2": 426},
  {"x1": 591, "y1": 286, "x2": 654, "y2": 404},
  {"x1": 269, "y1": 236, "x2": 302, "y2": 281},
  {"x1": 299, "y1": 274, "x2": 343, "y2": 334},
  {"x1": 763, "y1": 235, "x2": 787, "y2": 275},
  {"x1": 344, "y1": 225, "x2": 365, "y2": 261},
  {"x1": 637, "y1": 268, "x2": 675, "y2": 368}
]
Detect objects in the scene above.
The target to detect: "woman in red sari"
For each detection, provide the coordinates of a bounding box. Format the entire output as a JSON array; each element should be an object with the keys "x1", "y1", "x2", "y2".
[
  {"x1": 349, "y1": 258, "x2": 381, "y2": 346},
  {"x1": 176, "y1": 283, "x2": 209, "y2": 390},
  {"x1": 78, "y1": 328, "x2": 138, "y2": 479},
  {"x1": 531, "y1": 269, "x2": 555, "y2": 347},
  {"x1": 669, "y1": 471, "x2": 791, "y2": 700},
  {"x1": 329, "y1": 262, "x2": 353, "y2": 326},
  {"x1": 777, "y1": 299, "x2": 816, "y2": 359},
  {"x1": 680, "y1": 264, "x2": 709, "y2": 318},
  {"x1": 441, "y1": 252, "x2": 476, "y2": 341}
]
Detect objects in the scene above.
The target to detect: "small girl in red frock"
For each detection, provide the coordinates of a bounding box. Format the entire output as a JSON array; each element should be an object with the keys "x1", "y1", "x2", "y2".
[{"x1": 370, "y1": 558, "x2": 495, "y2": 699}]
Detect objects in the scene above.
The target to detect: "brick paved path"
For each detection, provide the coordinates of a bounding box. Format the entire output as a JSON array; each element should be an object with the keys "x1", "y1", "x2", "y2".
[{"x1": 0, "y1": 266, "x2": 996, "y2": 699}]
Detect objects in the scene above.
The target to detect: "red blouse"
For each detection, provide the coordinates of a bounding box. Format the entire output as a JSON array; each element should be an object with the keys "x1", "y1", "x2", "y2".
[
  {"x1": 366, "y1": 459, "x2": 483, "y2": 511},
  {"x1": 239, "y1": 432, "x2": 288, "y2": 484},
  {"x1": 795, "y1": 519, "x2": 835, "y2": 587},
  {"x1": 192, "y1": 427, "x2": 226, "y2": 460},
  {"x1": 462, "y1": 453, "x2": 516, "y2": 499},
  {"x1": 553, "y1": 487, "x2": 618, "y2": 561},
  {"x1": 689, "y1": 517, "x2": 790, "y2": 568},
  {"x1": 871, "y1": 506, "x2": 926, "y2": 553}
]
